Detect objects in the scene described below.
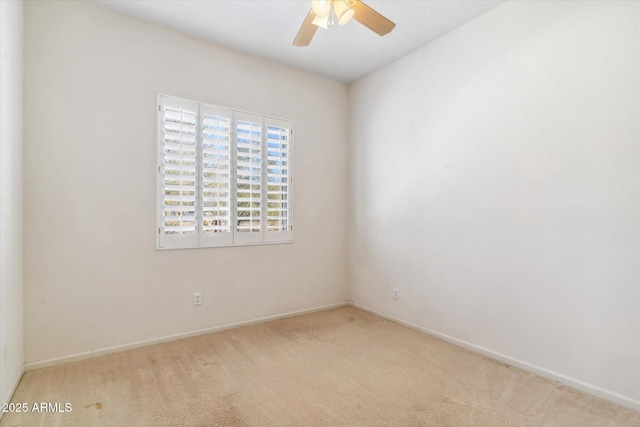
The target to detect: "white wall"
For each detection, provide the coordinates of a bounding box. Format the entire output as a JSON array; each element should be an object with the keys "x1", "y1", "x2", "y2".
[
  {"x1": 0, "y1": 0, "x2": 25, "y2": 407},
  {"x1": 349, "y1": 0, "x2": 640, "y2": 407},
  {"x1": 24, "y1": 0, "x2": 348, "y2": 364}
]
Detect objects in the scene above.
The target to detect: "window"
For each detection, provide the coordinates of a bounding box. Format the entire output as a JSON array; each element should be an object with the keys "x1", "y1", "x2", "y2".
[{"x1": 157, "y1": 95, "x2": 293, "y2": 249}]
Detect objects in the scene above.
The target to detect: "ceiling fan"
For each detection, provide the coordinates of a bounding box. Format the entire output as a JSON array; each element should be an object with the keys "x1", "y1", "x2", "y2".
[{"x1": 293, "y1": 0, "x2": 395, "y2": 47}]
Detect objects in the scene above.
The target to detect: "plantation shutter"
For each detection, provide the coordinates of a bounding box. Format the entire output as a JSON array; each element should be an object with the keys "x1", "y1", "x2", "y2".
[
  {"x1": 158, "y1": 97, "x2": 199, "y2": 248},
  {"x1": 265, "y1": 118, "x2": 293, "y2": 242},
  {"x1": 157, "y1": 94, "x2": 293, "y2": 249},
  {"x1": 200, "y1": 105, "x2": 233, "y2": 246},
  {"x1": 234, "y1": 112, "x2": 264, "y2": 244}
]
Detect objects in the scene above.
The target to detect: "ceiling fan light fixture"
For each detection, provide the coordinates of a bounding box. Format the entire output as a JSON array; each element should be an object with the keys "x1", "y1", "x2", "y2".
[
  {"x1": 333, "y1": 0, "x2": 355, "y2": 26},
  {"x1": 311, "y1": 0, "x2": 331, "y2": 18},
  {"x1": 312, "y1": 14, "x2": 329, "y2": 29}
]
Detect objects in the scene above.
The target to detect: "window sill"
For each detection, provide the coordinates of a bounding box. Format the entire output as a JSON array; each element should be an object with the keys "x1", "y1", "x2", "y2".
[{"x1": 156, "y1": 239, "x2": 294, "y2": 251}]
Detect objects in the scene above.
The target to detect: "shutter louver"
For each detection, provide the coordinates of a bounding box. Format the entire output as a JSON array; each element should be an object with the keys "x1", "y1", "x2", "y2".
[
  {"x1": 158, "y1": 98, "x2": 198, "y2": 248},
  {"x1": 265, "y1": 118, "x2": 293, "y2": 242},
  {"x1": 235, "y1": 113, "x2": 263, "y2": 244}
]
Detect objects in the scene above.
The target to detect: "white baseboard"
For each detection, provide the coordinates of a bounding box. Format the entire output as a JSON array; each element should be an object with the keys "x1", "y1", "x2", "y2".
[
  {"x1": 25, "y1": 302, "x2": 348, "y2": 371},
  {"x1": 348, "y1": 302, "x2": 640, "y2": 413},
  {"x1": 0, "y1": 366, "x2": 25, "y2": 421}
]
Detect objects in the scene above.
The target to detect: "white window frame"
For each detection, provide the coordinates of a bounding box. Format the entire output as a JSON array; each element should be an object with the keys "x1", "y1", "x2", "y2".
[{"x1": 156, "y1": 94, "x2": 294, "y2": 250}]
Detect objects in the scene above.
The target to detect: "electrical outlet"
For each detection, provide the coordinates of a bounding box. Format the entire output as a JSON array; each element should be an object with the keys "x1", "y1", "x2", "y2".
[
  {"x1": 393, "y1": 288, "x2": 399, "y2": 300},
  {"x1": 193, "y1": 293, "x2": 202, "y2": 306}
]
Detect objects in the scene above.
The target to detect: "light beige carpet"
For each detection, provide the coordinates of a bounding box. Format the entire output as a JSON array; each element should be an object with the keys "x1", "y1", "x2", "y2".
[{"x1": 2, "y1": 307, "x2": 640, "y2": 426}]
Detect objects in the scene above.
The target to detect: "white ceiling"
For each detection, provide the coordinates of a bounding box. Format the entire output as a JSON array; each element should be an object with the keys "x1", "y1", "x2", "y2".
[{"x1": 91, "y1": 0, "x2": 505, "y2": 84}]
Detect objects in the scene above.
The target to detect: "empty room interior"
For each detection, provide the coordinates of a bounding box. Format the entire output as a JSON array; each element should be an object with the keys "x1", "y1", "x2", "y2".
[{"x1": 1, "y1": 0, "x2": 640, "y2": 425}]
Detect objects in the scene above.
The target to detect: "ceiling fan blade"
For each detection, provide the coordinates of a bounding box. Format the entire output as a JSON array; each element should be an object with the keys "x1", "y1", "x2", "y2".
[
  {"x1": 293, "y1": 9, "x2": 319, "y2": 47},
  {"x1": 352, "y1": 1, "x2": 395, "y2": 36}
]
